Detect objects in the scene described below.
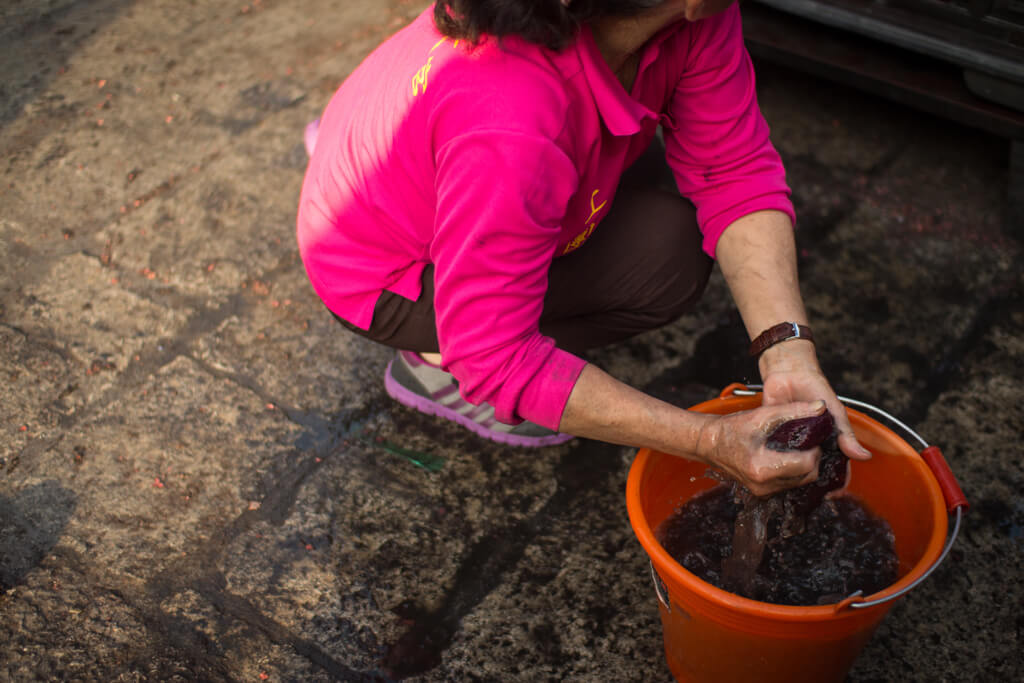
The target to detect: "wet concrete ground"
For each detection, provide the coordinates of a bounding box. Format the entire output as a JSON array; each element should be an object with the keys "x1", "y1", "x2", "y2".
[{"x1": 1, "y1": 1, "x2": 1022, "y2": 681}]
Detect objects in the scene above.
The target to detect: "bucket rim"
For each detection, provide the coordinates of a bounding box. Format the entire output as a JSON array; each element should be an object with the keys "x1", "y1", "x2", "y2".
[{"x1": 626, "y1": 392, "x2": 949, "y2": 620}]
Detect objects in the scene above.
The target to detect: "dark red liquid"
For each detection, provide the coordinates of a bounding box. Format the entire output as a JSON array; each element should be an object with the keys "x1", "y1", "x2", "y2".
[{"x1": 655, "y1": 484, "x2": 899, "y2": 606}]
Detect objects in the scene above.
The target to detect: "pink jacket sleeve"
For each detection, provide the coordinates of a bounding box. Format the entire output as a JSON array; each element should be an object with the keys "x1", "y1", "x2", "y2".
[
  {"x1": 664, "y1": 6, "x2": 796, "y2": 258},
  {"x1": 430, "y1": 126, "x2": 587, "y2": 429}
]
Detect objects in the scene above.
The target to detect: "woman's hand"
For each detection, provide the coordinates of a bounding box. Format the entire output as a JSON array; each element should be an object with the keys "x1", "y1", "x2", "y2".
[
  {"x1": 696, "y1": 398, "x2": 833, "y2": 496},
  {"x1": 694, "y1": 340, "x2": 872, "y2": 496},
  {"x1": 758, "y1": 340, "x2": 873, "y2": 462},
  {"x1": 560, "y1": 364, "x2": 834, "y2": 496}
]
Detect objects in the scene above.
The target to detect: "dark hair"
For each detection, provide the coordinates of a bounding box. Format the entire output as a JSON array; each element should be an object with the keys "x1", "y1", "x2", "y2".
[{"x1": 433, "y1": 0, "x2": 666, "y2": 51}]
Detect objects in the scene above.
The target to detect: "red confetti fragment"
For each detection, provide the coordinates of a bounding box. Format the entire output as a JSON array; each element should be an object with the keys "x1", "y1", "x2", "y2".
[
  {"x1": 165, "y1": 115, "x2": 174, "y2": 123},
  {"x1": 19, "y1": 425, "x2": 28, "y2": 432},
  {"x1": 96, "y1": 119, "x2": 104, "y2": 126},
  {"x1": 314, "y1": 457, "x2": 322, "y2": 463},
  {"x1": 259, "y1": 674, "x2": 269, "y2": 681},
  {"x1": 98, "y1": 79, "x2": 107, "y2": 88},
  {"x1": 153, "y1": 477, "x2": 165, "y2": 488},
  {"x1": 305, "y1": 543, "x2": 313, "y2": 551},
  {"x1": 265, "y1": 403, "x2": 275, "y2": 410}
]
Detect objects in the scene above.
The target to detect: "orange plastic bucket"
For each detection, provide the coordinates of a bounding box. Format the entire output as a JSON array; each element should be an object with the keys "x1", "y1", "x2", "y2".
[{"x1": 626, "y1": 385, "x2": 966, "y2": 683}]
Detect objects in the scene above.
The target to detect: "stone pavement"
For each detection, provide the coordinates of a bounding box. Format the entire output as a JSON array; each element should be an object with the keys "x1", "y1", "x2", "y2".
[{"x1": 1, "y1": 1, "x2": 1021, "y2": 680}]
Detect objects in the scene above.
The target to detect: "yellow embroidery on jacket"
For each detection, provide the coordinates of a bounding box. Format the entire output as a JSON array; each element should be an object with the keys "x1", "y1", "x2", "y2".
[
  {"x1": 585, "y1": 188, "x2": 608, "y2": 223},
  {"x1": 412, "y1": 57, "x2": 434, "y2": 96},
  {"x1": 431, "y1": 37, "x2": 460, "y2": 52},
  {"x1": 413, "y1": 39, "x2": 460, "y2": 97},
  {"x1": 563, "y1": 189, "x2": 608, "y2": 255}
]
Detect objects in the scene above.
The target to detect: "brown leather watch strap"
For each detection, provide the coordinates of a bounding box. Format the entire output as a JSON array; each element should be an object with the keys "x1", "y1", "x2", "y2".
[{"x1": 748, "y1": 322, "x2": 814, "y2": 358}]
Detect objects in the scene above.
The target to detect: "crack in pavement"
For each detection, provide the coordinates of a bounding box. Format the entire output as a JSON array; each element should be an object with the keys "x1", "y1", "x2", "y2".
[
  {"x1": 787, "y1": 145, "x2": 908, "y2": 261},
  {"x1": 194, "y1": 575, "x2": 384, "y2": 683},
  {"x1": 43, "y1": 424, "x2": 387, "y2": 680},
  {"x1": 14, "y1": 248, "x2": 299, "y2": 453},
  {"x1": 381, "y1": 438, "x2": 626, "y2": 680},
  {"x1": 904, "y1": 279, "x2": 1024, "y2": 427}
]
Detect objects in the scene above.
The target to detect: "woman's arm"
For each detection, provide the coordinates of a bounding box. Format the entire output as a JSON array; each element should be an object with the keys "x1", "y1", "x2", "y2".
[
  {"x1": 715, "y1": 209, "x2": 872, "y2": 461},
  {"x1": 558, "y1": 360, "x2": 833, "y2": 497}
]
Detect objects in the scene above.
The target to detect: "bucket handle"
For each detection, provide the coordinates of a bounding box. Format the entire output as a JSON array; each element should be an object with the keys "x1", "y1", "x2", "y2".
[
  {"x1": 723, "y1": 384, "x2": 969, "y2": 611},
  {"x1": 651, "y1": 562, "x2": 672, "y2": 612}
]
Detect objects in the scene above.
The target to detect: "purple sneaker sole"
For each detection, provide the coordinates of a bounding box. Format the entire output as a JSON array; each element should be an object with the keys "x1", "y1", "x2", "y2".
[{"x1": 384, "y1": 359, "x2": 574, "y2": 448}]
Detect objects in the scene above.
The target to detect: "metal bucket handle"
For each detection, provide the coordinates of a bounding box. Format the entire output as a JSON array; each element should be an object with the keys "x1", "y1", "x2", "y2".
[{"x1": 649, "y1": 384, "x2": 969, "y2": 613}]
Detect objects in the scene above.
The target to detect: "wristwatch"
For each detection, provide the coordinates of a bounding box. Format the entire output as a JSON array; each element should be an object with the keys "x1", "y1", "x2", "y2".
[{"x1": 748, "y1": 322, "x2": 814, "y2": 358}]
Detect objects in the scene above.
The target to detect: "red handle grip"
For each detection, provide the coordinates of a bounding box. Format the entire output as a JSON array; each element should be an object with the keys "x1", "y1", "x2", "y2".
[{"x1": 920, "y1": 446, "x2": 969, "y2": 513}]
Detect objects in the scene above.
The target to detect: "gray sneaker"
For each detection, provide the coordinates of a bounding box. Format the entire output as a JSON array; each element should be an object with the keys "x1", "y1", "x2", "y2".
[{"x1": 384, "y1": 350, "x2": 574, "y2": 447}]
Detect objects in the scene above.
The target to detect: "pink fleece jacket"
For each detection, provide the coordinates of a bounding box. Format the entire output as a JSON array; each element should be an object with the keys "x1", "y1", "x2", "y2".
[{"x1": 296, "y1": 5, "x2": 794, "y2": 431}]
